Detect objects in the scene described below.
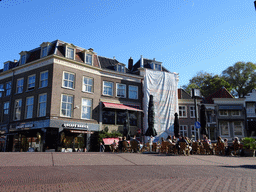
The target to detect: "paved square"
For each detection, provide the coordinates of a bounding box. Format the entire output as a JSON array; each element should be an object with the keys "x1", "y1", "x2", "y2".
[{"x1": 0, "y1": 152, "x2": 255, "y2": 191}]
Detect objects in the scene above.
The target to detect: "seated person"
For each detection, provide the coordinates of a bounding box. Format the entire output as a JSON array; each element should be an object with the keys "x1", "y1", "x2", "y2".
[
  {"x1": 118, "y1": 137, "x2": 123, "y2": 152},
  {"x1": 166, "y1": 135, "x2": 172, "y2": 144}
]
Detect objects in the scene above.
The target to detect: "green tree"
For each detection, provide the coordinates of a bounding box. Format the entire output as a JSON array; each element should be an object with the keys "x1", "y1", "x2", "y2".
[
  {"x1": 222, "y1": 62, "x2": 256, "y2": 98},
  {"x1": 182, "y1": 71, "x2": 231, "y2": 97}
]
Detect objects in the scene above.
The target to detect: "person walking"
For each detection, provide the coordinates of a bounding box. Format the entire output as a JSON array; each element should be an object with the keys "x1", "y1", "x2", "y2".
[{"x1": 99, "y1": 142, "x2": 105, "y2": 152}]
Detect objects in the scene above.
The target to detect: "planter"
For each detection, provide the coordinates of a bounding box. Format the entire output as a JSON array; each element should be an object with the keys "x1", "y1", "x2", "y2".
[{"x1": 243, "y1": 149, "x2": 255, "y2": 157}]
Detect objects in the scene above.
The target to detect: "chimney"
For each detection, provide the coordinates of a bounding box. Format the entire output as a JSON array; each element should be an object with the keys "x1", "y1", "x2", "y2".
[
  {"x1": 128, "y1": 57, "x2": 133, "y2": 71},
  {"x1": 113, "y1": 56, "x2": 116, "y2": 60},
  {"x1": 140, "y1": 55, "x2": 144, "y2": 68},
  {"x1": 88, "y1": 48, "x2": 94, "y2": 52}
]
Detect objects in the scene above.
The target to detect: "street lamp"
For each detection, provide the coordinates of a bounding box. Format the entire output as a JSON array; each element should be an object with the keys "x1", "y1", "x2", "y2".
[{"x1": 191, "y1": 88, "x2": 201, "y2": 141}]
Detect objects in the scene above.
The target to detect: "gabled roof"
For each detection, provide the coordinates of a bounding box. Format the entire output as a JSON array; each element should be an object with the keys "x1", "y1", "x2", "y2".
[
  {"x1": 132, "y1": 58, "x2": 169, "y2": 72},
  {"x1": 205, "y1": 87, "x2": 233, "y2": 104},
  {"x1": 178, "y1": 88, "x2": 192, "y2": 99}
]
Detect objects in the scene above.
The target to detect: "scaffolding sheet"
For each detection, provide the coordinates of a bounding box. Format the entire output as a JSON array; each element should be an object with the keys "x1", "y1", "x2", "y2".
[{"x1": 143, "y1": 69, "x2": 179, "y2": 140}]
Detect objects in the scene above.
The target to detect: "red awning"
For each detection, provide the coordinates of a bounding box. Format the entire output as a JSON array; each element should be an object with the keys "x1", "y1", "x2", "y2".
[
  {"x1": 103, "y1": 138, "x2": 120, "y2": 145},
  {"x1": 103, "y1": 102, "x2": 143, "y2": 112}
]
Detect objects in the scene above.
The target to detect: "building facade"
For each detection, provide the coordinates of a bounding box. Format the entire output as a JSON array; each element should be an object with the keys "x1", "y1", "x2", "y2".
[{"x1": 0, "y1": 40, "x2": 143, "y2": 152}]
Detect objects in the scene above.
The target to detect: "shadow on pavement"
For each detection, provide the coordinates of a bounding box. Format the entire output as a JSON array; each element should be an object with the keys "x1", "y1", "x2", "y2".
[{"x1": 220, "y1": 165, "x2": 256, "y2": 169}]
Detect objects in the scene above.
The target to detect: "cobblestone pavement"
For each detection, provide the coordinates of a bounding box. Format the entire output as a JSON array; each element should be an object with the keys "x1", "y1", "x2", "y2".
[{"x1": 0, "y1": 153, "x2": 256, "y2": 191}]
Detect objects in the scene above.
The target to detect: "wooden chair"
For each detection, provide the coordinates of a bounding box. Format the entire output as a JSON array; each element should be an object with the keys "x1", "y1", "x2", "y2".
[
  {"x1": 192, "y1": 142, "x2": 200, "y2": 154},
  {"x1": 152, "y1": 143, "x2": 157, "y2": 152},
  {"x1": 122, "y1": 141, "x2": 131, "y2": 153},
  {"x1": 231, "y1": 143, "x2": 240, "y2": 156},
  {"x1": 130, "y1": 140, "x2": 139, "y2": 153},
  {"x1": 159, "y1": 141, "x2": 169, "y2": 154},
  {"x1": 179, "y1": 142, "x2": 190, "y2": 155},
  {"x1": 203, "y1": 142, "x2": 213, "y2": 155},
  {"x1": 168, "y1": 143, "x2": 177, "y2": 155},
  {"x1": 216, "y1": 142, "x2": 225, "y2": 155}
]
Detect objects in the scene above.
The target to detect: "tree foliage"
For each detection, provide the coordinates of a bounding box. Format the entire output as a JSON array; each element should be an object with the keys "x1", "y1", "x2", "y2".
[
  {"x1": 222, "y1": 62, "x2": 256, "y2": 98},
  {"x1": 182, "y1": 71, "x2": 231, "y2": 97}
]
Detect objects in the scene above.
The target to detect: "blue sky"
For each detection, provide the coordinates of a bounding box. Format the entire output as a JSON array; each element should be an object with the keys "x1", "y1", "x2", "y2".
[{"x1": 1, "y1": 0, "x2": 256, "y2": 87}]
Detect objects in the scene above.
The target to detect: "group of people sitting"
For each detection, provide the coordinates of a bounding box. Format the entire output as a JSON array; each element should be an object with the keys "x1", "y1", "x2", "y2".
[
  {"x1": 216, "y1": 136, "x2": 241, "y2": 156},
  {"x1": 111, "y1": 136, "x2": 140, "y2": 153}
]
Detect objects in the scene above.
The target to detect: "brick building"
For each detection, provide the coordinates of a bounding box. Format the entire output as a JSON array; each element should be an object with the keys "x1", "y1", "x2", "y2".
[{"x1": 0, "y1": 40, "x2": 143, "y2": 152}]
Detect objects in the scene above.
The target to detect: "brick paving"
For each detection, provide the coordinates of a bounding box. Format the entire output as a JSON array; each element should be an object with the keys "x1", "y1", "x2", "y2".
[{"x1": 0, "y1": 153, "x2": 256, "y2": 191}]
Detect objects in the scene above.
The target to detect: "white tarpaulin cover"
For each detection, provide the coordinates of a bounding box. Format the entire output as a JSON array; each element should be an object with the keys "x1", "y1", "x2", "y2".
[{"x1": 143, "y1": 69, "x2": 179, "y2": 141}]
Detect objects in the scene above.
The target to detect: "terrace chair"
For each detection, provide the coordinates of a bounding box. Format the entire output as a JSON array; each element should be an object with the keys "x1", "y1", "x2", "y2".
[
  {"x1": 152, "y1": 143, "x2": 157, "y2": 152},
  {"x1": 203, "y1": 142, "x2": 213, "y2": 155},
  {"x1": 130, "y1": 140, "x2": 139, "y2": 153},
  {"x1": 216, "y1": 142, "x2": 225, "y2": 155},
  {"x1": 179, "y1": 142, "x2": 190, "y2": 156},
  {"x1": 231, "y1": 143, "x2": 240, "y2": 156},
  {"x1": 192, "y1": 142, "x2": 200, "y2": 154},
  {"x1": 122, "y1": 141, "x2": 131, "y2": 153},
  {"x1": 159, "y1": 141, "x2": 169, "y2": 154}
]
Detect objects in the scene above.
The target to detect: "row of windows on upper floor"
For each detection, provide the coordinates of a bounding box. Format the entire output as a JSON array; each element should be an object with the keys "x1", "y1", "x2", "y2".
[
  {"x1": 178, "y1": 106, "x2": 241, "y2": 118},
  {"x1": 62, "y1": 71, "x2": 139, "y2": 99},
  {"x1": 0, "y1": 71, "x2": 48, "y2": 98},
  {"x1": 2, "y1": 93, "x2": 47, "y2": 122},
  {"x1": 179, "y1": 121, "x2": 244, "y2": 137}
]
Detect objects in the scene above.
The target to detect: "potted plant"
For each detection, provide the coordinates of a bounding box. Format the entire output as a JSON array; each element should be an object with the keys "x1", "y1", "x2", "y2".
[{"x1": 241, "y1": 137, "x2": 256, "y2": 157}]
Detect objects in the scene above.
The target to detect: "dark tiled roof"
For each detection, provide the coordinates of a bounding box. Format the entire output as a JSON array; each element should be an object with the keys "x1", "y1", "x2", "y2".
[
  {"x1": 93, "y1": 55, "x2": 100, "y2": 68},
  {"x1": 26, "y1": 48, "x2": 41, "y2": 63},
  {"x1": 178, "y1": 89, "x2": 192, "y2": 99},
  {"x1": 205, "y1": 87, "x2": 233, "y2": 104},
  {"x1": 98, "y1": 56, "x2": 121, "y2": 70},
  {"x1": 132, "y1": 58, "x2": 169, "y2": 72}
]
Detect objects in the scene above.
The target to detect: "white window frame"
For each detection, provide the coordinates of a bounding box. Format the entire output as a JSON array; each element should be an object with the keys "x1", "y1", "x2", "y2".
[
  {"x1": 219, "y1": 110, "x2": 228, "y2": 116},
  {"x1": 233, "y1": 121, "x2": 244, "y2": 136},
  {"x1": 116, "y1": 83, "x2": 126, "y2": 98},
  {"x1": 38, "y1": 93, "x2": 47, "y2": 117},
  {"x1": 219, "y1": 121, "x2": 230, "y2": 137},
  {"x1": 81, "y1": 98, "x2": 92, "y2": 119},
  {"x1": 25, "y1": 96, "x2": 34, "y2": 119},
  {"x1": 128, "y1": 85, "x2": 138, "y2": 99},
  {"x1": 40, "y1": 71, "x2": 48, "y2": 88},
  {"x1": 232, "y1": 110, "x2": 240, "y2": 116},
  {"x1": 66, "y1": 47, "x2": 75, "y2": 60},
  {"x1": 14, "y1": 99, "x2": 22, "y2": 121},
  {"x1": 62, "y1": 71, "x2": 75, "y2": 89},
  {"x1": 27, "y1": 74, "x2": 36, "y2": 91},
  {"x1": 179, "y1": 106, "x2": 187, "y2": 118},
  {"x1": 82, "y1": 76, "x2": 93, "y2": 93},
  {"x1": 60, "y1": 94, "x2": 73, "y2": 117},
  {"x1": 191, "y1": 125, "x2": 199, "y2": 141},
  {"x1": 85, "y1": 54, "x2": 92, "y2": 65},
  {"x1": 16, "y1": 78, "x2": 24, "y2": 94},
  {"x1": 103, "y1": 81, "x2": 113, "y2": 96},
  {"x1": 116, "y1": 65, "x2": 125, "y2": 73},
  {"x1": 6, "y1": 81, "x2": 11, "y2": 96},
  {"x1": 179, "y1": 125, "x2": 188, "y2": 137},
  {"x1": 190, "y1": 106, "x2": 195, "y2": 118}
]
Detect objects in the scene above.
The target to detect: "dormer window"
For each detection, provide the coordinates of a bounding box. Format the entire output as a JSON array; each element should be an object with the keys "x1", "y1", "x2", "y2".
[
  {"x1": 19, "y1": 51, "x2": 29, "y2": 65},
  {"x1": 40, "y1": 42, "x2": 52, "y2": 58},
  {"x1": 86, "y1": 54, "x2": 92, "y2": 65},
  {"x1": 42, "y1": 47, "x2": 48, "y2": 57},
  {"x1": 67, "y1": 47, "x2": 74, "y2": 59},
  {"x1": 116, "y1": 64, "x2": 125, "y2": 73},
  {"x1": 3, "y1": 62, "x2": 10, "y2": 71},
  {"x1": 65, "y1": 44, "x2": 76, "y2": 60},
  {"x1": 21, "y1": 55, "x2": 26, "y2": 65},
  {"x1": 150, "y1": 62, "x2": 162, "y2": 71}
]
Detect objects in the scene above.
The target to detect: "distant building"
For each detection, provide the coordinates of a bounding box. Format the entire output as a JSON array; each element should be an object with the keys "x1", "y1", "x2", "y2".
[{"x1": 245, "y1": 89, "x2": 256, "y2": 137}]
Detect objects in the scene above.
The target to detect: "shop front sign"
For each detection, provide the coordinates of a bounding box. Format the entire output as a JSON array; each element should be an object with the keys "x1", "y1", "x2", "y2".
[
  {"x1": 62, "y1": 123, "x2": 88, "y2": 129},
  {"x1": 16, "y1": 123, "x2": 34, "y2": 129}
]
